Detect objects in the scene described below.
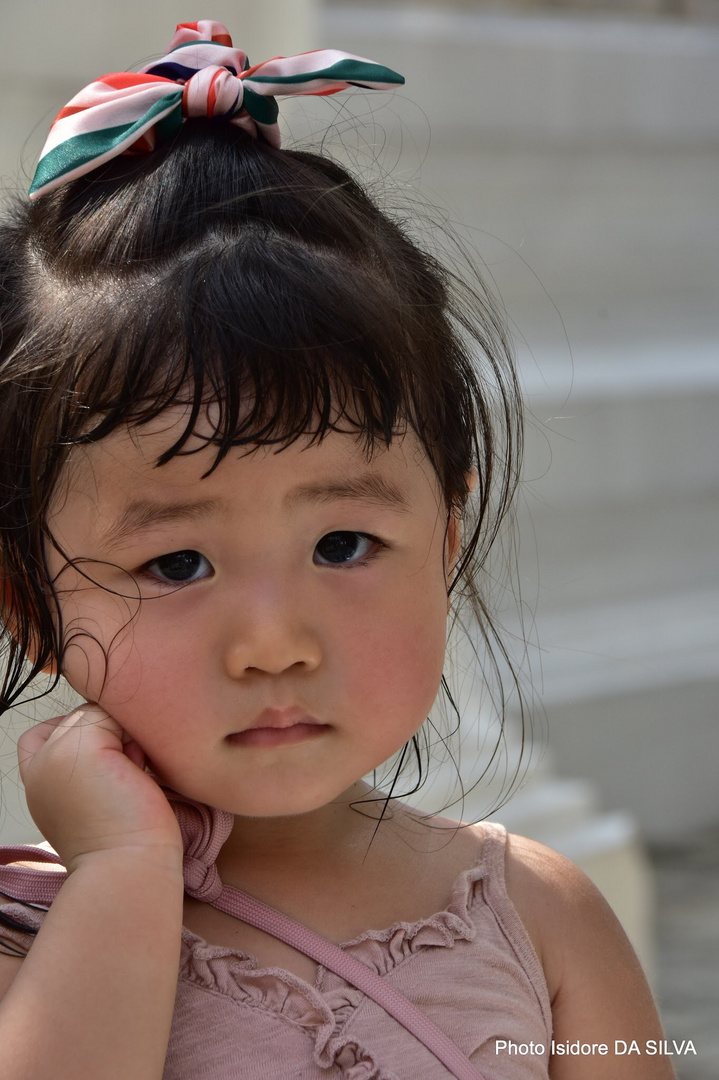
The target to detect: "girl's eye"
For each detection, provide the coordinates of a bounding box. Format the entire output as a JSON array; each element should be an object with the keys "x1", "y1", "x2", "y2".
[
  {"x1": 144, "y1": 550, "x2": 213, "y2": 584},
  {"x1": 313, "y1": 531, "x2": 380, "y2": 567}
]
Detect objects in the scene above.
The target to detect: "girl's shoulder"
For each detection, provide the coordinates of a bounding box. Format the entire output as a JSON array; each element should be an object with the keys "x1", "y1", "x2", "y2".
[
  {"x1": 500, "y1": 830, "x2": 646, "y2": 997},
  {"x1": 501, "y1": 832, "x2": 674, "y2": 1079},
  {"x1": 502, "y1": 832, "x2": 607, "y2": 994}
]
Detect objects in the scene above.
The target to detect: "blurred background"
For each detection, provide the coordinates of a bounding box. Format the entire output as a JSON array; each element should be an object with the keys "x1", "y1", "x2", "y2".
[{"x1": 1, "y1": 1, "x2": 717, "y2": 1075}]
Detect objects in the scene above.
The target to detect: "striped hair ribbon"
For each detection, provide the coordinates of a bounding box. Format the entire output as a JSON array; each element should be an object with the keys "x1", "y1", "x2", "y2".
[{"x1": 29, "y1": 19, "x2": 404, "y2": 200}]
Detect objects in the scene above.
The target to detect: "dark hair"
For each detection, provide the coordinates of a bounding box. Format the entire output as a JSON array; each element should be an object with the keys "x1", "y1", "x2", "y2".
[{"x1": 0, "y1": 120, "x2": 524, "y2": 808}]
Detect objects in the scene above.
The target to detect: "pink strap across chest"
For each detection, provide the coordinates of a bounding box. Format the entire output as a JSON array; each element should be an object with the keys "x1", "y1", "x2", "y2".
[{"x1": 0, "y1": 793, "x2": 486, "y2": 1080}]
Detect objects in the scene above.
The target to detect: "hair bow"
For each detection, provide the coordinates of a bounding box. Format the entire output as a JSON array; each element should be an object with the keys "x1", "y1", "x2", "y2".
[{"x1": 29, "y1": 19, "x2": 404, "y2": 200}]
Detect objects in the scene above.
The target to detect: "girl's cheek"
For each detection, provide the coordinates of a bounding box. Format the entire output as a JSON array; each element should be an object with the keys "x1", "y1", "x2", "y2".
[
  {"x1": 346, "y1": 574, "x2": 448, "y2": 713},
  {"x1": 62, "y1": 633, "x2": 140, "y2": 705},
  {"x1": 58, "y1": 589, "x2": 142, "y2": 704}
]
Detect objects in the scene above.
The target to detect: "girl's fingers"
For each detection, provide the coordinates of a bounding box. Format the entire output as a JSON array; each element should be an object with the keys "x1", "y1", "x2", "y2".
[
  {"x1": 45, "y1": 704, "x2": 124, "y2": 745},
  {"x1": 17, "y1": 704, "x2": 128, "y2": 781},
  {"x1": 122, "y1": 738, "x2": 148, "y2": 771},
  {"x1": 16, "y1": 703, "x2": 181, "y2": 865}
]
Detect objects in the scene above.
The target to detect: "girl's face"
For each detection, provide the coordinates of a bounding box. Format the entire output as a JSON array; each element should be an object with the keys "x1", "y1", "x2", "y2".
[{"x1": 45, "y1": 410, "x2": 459, "y2": 817}]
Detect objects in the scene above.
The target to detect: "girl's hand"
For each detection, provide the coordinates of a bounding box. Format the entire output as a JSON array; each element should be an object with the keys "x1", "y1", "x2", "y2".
[{"x1": 17, "y1": 705, "x2": 182, "y2": 874}]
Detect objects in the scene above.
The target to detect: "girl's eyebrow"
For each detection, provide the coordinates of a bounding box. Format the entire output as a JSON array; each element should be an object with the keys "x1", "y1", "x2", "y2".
[
  {"x1": 99, "y1": 498, "x2": 228, "y2": 548},
  {"x1": 283, "y1": 475, "x2": 412, "y2": 513}
]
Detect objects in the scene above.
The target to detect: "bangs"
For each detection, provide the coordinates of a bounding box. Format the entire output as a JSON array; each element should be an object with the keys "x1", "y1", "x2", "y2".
[
  {"x1": 56, "y1": 223, "x2": 431, "y2": 473},
  {"x1": 3, "y1": 123, "x2": 481, "y2": 513}
]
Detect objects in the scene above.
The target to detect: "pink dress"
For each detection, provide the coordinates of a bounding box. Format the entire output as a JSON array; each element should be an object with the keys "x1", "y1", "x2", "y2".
[{"x1": 0, "y1": 816, "x2": 551, "y2": 1079}]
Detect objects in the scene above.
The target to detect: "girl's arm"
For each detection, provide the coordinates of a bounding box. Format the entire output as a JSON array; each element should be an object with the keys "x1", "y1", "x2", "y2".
[
  {"x1": 506, "y1": 833, "x2": 676, "y2": 1080},
  {"x1": 0, "y1": 707, "x2": 185, "y2": 1080}
]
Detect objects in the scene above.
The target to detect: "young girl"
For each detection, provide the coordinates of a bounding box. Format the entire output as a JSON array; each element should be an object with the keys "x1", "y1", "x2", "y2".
[{"x1": 0, "y1": 20, "x2": 673, "y2": 1080}]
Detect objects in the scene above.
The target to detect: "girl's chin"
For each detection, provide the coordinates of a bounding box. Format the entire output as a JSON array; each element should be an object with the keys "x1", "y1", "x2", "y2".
[{"x1": 153, "y1": 774, "x2": 360, "y2": 820}]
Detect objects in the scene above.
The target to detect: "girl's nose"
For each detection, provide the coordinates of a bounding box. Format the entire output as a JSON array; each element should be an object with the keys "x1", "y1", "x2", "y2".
[{"x1": 221, "y1": 584, "x2": 323, "y2": 679}]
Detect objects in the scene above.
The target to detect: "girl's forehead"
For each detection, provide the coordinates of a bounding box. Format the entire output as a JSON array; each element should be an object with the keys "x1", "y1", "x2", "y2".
[{"x1": 52, "y1": 410, "x2": 442, "y2": 520}]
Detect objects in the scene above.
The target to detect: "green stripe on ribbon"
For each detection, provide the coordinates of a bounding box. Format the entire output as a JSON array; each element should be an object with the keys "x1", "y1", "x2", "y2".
[
  {"x1": 29, "y1": 92, "x2": 183, "y2": 196},
  {"x1": 240, "y1": 87, "x2": 280, "y2": 126},
  {"x1": 248, "y1": 60, "x2": 404, "y2": 88}
]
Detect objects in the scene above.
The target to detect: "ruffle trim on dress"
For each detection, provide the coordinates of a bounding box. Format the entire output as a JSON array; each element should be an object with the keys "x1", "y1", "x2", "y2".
[
  {"x1": 180, "y1": 927, "x2": 344, "y2": 1030},
  {"x1": 0, "y1": 899, "x2": 46, "y2": 954},
  {"x1": 178, "y1": 861, "x2": 488, "y2": 1075},
  {"x1": 180, "y1": 860, "x2": 485, "y2": 1004},
  {"x1": 319, "y1": 1033, "x2": 401, "y2": 1080},
  {"x1": 321, "y1": 861, "x2": 484, "y2": 984},
  {"x1": 180, "y1": 929, "x2": 395, "y2": 1076}
]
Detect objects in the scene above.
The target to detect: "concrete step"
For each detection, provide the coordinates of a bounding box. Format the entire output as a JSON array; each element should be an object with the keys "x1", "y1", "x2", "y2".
[
  {"x1": 317, "y1": 7, "x2": 719, "y2": 356},
  {"x1": 512, "y1": 588, "x2": 719, "y2": 704},
  {"x1": 520, "y1": 371, "x2": 719, "y2": 508},
  {"x1": 322, "y1": 6, "x2": 719, "y2": 146},
  {"x1": 0, "y1": 769, "x2": 42, "y2": 846}
]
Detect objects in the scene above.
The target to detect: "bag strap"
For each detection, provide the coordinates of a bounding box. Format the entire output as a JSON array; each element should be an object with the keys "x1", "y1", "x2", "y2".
[
  {"x1": 0, "y1": 844, "x2": 64, "y2": 904},
  {"x1": 207, "y1": 880, "x2": 487, "y2": 1080}
]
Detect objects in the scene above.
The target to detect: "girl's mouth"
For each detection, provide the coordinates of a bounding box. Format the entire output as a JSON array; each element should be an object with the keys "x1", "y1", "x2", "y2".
[
  {"x1": 226, "y1": 723, "x2": 330, "y2": 749},
  {"x1": 226, "y1": 707, "x2": 330, "y2": 748}
]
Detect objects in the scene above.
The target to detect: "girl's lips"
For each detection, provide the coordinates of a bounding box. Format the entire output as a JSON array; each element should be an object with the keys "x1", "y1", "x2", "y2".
[
  {"x1": 226, "y1": 707, "x2": 329, "y2": 748},
  {"x1": 226, "y1": 724, "x2": 330, "y2": 749}
]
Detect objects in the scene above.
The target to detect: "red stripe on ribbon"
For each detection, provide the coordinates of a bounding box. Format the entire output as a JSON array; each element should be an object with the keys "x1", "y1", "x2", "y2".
[
  {"x1": 53, "y1": 104, "x2": 86, "y2": 124},
  {"x1": 208, "y1": 69, "x2": 221, "y2": 116},
  {"x1": 177, "y1": 21, "x2": 233, "y2": 48},
  {"x1": 98, "y1": 72, "x2": 175, "y2": 91}
]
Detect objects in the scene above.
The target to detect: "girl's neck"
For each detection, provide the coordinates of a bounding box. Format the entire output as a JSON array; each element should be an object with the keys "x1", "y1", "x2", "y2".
[{"x1": 215, "y1": 782, "x2": 395, "y2": 885}]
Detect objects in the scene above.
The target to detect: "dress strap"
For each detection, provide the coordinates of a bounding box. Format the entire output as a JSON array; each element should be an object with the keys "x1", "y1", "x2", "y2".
[{"x1": 206, "y1": 880, "x2": 487, "y2": 1080}]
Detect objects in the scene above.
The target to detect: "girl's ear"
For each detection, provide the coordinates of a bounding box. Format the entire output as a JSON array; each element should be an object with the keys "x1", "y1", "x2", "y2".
[
  {"x1": 445, "y1": 513, "x2": 462, "y2": 583},
  {"x1": 445, "y1": 469, "x2": 478, "y2": 582}
]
